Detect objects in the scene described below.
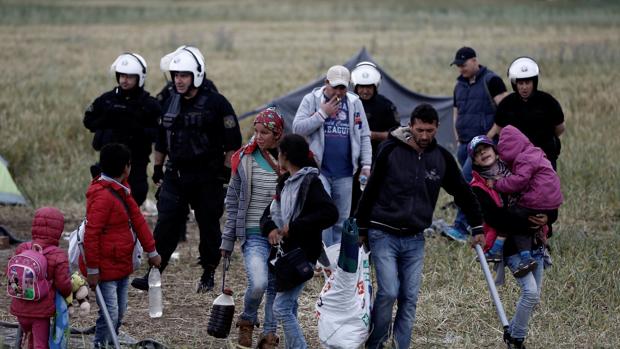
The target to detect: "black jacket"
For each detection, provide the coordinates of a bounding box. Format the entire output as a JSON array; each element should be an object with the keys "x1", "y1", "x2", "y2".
[
  {"x1": 361, "y1": 93, "x2": 400, "y2": 158},
  {"x1": 356, "y1": 127, "x2": 483, "y2": 236},
  {"x1": 83, "y1": 87, "x2": 161, "y2": 162},
  {"x1": 495, "y1": 90, "x2": 564, "y2": 161},
  {"x1": 261, "y1": 173, "x2": 338, "y2": 264},
  {"x1": 155, "y1": 85, "x2": 241, "y2": 170}
]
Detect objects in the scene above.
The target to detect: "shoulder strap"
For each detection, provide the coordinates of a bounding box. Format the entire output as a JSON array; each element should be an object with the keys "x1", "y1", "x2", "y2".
[
  {"x1": 482, "y1": 71, "x2": 498, "y2": 111},
  {"x1": 105, "y1": 187, "x2": 137, "y2": 242}
]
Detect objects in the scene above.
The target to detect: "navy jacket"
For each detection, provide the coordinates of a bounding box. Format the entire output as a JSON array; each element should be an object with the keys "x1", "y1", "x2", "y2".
[{"x1": 453, "y1": 66, "x2": 499, "y2": 143}]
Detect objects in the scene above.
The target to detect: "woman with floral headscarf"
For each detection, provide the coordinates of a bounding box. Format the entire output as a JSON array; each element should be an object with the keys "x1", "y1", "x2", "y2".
[{"x1": 220, "y1": 107, "x2": 284, "y2": 349}]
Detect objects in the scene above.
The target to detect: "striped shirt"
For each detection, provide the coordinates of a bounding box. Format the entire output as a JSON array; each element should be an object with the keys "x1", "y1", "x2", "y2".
[{"x1": 246, "y1": 151, "x2": 278, "y2": 233}]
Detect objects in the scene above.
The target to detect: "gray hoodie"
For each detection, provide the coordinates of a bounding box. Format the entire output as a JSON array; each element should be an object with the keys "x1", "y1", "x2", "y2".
[{"x1": 292, "y1": 86, "x2": 372, "y2": 174}]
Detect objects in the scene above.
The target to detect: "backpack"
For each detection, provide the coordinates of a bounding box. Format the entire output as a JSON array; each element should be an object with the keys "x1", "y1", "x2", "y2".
[{"x1": 6, "y1": 243, "x2": 52, "y2": 301}]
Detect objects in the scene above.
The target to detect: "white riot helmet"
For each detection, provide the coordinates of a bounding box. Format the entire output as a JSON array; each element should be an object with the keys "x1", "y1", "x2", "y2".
[
  {"x1": 167, "y1": 47, "x2": 205, "y2": 88},
  {"x1": 351, "y1": 61, "x2": 381, "y2": 88},
  {"x1": 160, "y1": 45, "x2": 205, "y2": 73},
  {"x1": 110, "y1": 52, "x2": 147, "y2": 88},
  {"x1": 507, "y1": 56, "x2": 539, "y2": 91}
]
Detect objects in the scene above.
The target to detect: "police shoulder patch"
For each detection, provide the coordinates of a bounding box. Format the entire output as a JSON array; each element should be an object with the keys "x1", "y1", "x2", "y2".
[{"x1": 223, "y1": 115, "x2": 237, "y2": 129}]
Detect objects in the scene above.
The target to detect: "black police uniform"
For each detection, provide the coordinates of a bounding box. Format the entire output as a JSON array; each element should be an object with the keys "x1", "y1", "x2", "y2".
[
  {"x1": 154, "y1": 79, "x2": 221, "y2": 244},
  {"x1": 156, "y1": 79, "x2": 219, "y2": 107},
  {"x1": 83, "y1": 87, "x2": 161, "y2": 206},
  {"x1": 153, "y1": 85, "x2": 241, "y2": 277},
  {"x1": 351, "y1": 92, "x2": 399, "y2": 216},
  {"x1": 495, "y1": 90, "x2": 564, "y2": 169}
]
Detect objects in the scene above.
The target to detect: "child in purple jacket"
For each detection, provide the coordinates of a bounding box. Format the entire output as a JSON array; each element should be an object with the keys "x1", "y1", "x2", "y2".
[{"x1": 487, "y1": 125, "x2": 563, "y2": 276}]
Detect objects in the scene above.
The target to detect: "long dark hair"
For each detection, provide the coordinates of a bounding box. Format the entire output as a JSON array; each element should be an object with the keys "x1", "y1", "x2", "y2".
[{"x1": 276, "y1": 134, "x2": 318, "y2": 190}]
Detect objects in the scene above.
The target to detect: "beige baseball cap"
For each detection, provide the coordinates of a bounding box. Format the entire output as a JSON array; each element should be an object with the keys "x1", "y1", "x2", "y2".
[{"x1": 326, "y1": 65, "x2": 350, "y2": 87}]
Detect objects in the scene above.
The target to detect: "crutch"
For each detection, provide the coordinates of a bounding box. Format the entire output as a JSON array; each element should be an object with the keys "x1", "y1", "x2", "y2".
[
  {"x1": 474, "y1": 244, "x2": 510, "y2": 334},
  {"x1": 78, "y1": 242, "x2": 121, "y2": 349}
]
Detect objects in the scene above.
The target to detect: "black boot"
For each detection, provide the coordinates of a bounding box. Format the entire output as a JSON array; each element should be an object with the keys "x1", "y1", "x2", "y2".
[
  {"x1": 507, "y1": 337, "x2": 526, "y2": 349},
  {"x1": 131, "y1": 270, "x2": 150, "y2": 291},
  {"x1": 196, "y1": 267, "x2": 215, "y2": 293}
]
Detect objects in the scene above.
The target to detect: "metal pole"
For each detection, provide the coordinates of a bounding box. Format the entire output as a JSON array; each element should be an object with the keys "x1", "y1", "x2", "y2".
[
  {"x1": 78, "y1": 242, "x2": 121, "y2": 349},
  {"x1": 475, "y1": 244, "x2": 509, "y2": 328}
]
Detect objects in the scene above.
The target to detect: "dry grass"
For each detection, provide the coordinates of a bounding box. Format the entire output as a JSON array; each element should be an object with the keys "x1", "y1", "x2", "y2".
[{"x1": 1, "y1": 1, "x2": 619, "y2": 348}]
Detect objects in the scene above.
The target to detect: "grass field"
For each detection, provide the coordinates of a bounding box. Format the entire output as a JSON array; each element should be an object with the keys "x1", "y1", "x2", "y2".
[{"x1": 0, "y1": 0, "x2": 619, "y2": 348}]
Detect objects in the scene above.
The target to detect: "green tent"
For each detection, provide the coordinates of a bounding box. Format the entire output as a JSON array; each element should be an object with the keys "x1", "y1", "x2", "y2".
[{"x1": 0, "y1": 155, "x2": 27, "y2": 205}]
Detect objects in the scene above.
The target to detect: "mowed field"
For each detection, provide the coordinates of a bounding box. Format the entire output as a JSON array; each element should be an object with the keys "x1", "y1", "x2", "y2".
[{"x1": 0, "y1": 0, "x2": 619, "y2": 348}]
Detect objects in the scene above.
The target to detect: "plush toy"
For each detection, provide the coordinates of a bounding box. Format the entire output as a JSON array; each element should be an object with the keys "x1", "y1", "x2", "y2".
[{"x1": 66, "y1": 271, "x2": 90, "y2": 317}]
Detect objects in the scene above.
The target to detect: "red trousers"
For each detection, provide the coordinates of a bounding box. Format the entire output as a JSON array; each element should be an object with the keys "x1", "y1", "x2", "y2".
[{"x1": 17, "y1": 316, "x2": 50, "y2": 349}]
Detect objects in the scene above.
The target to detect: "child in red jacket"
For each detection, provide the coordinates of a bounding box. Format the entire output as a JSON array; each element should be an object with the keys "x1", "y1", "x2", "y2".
[
  {"x1": 83, "y1": 143, "x2": 161, "y2": 348},
  {"x1": 9, "y1": 207, "x2": 73, "y2": 349}
]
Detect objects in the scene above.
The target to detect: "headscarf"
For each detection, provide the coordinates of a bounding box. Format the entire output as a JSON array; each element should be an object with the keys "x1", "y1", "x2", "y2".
[{"x1": 231, "y1": 107, "x2": 284, "y2": 174}]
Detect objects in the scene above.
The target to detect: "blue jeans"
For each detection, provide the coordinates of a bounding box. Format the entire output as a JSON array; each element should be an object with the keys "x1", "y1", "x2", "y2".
[
  {"x1": 367, "y1": 229, "x2": 425, "y2": 349},
  {"x1": 241, "y1": 234, "x2": 277, "y2": 334},
  {"x1": 319, "y1": 175, "x2": 353, "y2": 247},
  {"x1": 453, "y1": 142, "x2": 473, "y2": 234},
  {"x1": 506, "y1": 248, "x2": 544, "y2": 339},
  {"x1": 94, "y1": 277, "x2": 129, "y2": 346},
  {"x1": 273, "y1": 282, "x2": 307, "y2": 349}
]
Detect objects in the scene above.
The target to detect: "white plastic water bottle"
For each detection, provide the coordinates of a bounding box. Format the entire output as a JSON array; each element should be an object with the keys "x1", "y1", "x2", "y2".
[
  {"x1": 359, "y1": 175, "x2": 368, "y2": 191},
  {"x1": 148, "y1": 267, "x2": 163, "y2": 318}
]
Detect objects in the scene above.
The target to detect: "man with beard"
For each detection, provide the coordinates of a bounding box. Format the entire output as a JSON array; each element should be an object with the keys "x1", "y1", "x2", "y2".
[
  {"x1": 131, "y1": 46, "x2": 241, "y2": 293},
  {"x1": 83, "y1": 52, "x2": 161, "y2": 206},
  {"x1": 355, "y1": 103, "x2": 485, "y2": 349}
]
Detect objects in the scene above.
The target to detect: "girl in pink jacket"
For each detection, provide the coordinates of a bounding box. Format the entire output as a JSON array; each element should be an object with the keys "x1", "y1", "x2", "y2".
[
  {"x1": 9, "y1": 207, "x2": 73, "y2": 349},
  {"x1": 487, "y1": 125, "x2": 562, "y2": 276}
]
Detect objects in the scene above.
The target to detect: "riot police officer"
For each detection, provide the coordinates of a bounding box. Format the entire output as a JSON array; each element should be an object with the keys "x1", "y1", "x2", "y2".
[
  {"x1": 132, "y1": 46, "x2": 242, "y2": 292},
  {"x1": 494, "y1": 57, "x2": 565, "y2": 170},
  {"x1": 349, "y1": 61, "x2": 399, "y2": 215},
  {"x1": 154, "y1": 46, "x2": 222, "y2": 244},
  {"x1": 83, "y1": 52, "x2": 161, "y2": 206}
]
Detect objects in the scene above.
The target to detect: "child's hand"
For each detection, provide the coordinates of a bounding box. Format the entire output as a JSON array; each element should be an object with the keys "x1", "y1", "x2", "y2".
[
  {"x1": 87, "y1": 274, "x2": 99, "y2": 290},
  {"x1": 486, "y1": 179, "x2": 495, "y2": 188},
  {"x1": 148, "y1": 255, "x2": 162, "y2": 268}
]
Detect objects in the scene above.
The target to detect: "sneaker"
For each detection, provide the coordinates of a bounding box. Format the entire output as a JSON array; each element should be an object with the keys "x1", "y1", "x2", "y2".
[
  {"x1": 543, "y1": 247, "x2": 553, "y2": 269},
  {"x1": 512, "y1": 258, "x2": 538, "y2": 278},
  {"x1": 441, "y1": 226, "x2": 468, "y2": 243},
  {"x1": 197, "y1": 269, "x2": 215, "y2": 293},
  {"x1": 130, "y1": 272, "x2": 149, "y2": 291},
  {"x1": 484, "y1": 251, "x2": 503, "y2": 263}
]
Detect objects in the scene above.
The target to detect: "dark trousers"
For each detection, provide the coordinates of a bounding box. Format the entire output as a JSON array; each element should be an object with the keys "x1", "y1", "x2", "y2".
[
  {"x1": 350, "y1": 170, "x2": 362, "y2": 217},
  {"x1": 128, "y1": 160, "x2": 148, "y2": 206},
  {"x1": 153, "y1": 168, "x2": 224, "y2": 273},
  {"x1": 505, "y1": 205, "x2": 555, "y2": 253}
]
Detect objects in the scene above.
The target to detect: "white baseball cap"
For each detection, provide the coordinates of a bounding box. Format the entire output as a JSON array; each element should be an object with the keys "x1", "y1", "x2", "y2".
[{"x1": 326, "y1": 65, "x2": 350, "y2": 87}]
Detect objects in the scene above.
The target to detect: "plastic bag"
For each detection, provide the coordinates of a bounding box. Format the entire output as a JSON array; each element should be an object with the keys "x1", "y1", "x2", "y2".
[
  {"x1": 49, "y1": 291, "x2": 69, "y2": 349},
  {"x1": 316, "y1": 247, "x2": 372, "y2": 349},
  {"x1": 67, "y1": 220, "x2": 86, "y2": 272}
]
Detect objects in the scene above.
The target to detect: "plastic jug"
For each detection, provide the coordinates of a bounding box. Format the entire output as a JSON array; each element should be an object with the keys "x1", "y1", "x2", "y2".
[{"x1": 207, "y1": 288, "x2": 235, "y2": 338}]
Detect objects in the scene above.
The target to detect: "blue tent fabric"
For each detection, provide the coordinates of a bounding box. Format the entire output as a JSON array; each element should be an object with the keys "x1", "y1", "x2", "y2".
[{"x1": 239, "y1": 47, "x2": 456, "y2": 153}]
